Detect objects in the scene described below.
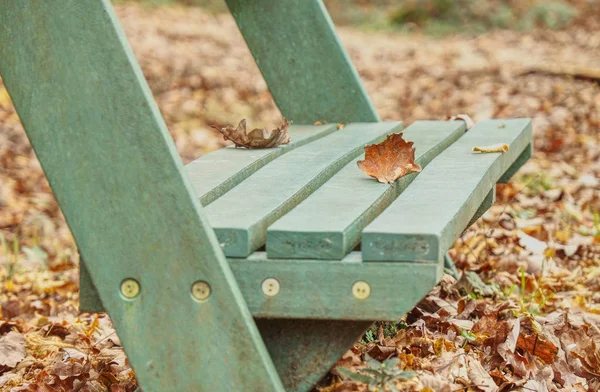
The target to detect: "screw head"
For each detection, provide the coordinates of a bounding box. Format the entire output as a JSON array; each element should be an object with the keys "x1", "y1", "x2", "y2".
[
  {"x1": 352, "y1": 281, "x2": 371, "y2": 300},
  {"x1": 261, "y1": 278, "x2": 280, "y2": 297},
  {"x1": 120, "y1": 278, "x2": 140, "y2": 299},
  {"x1": 191, "y1": 281, "x2": 211, "y2": 302}
]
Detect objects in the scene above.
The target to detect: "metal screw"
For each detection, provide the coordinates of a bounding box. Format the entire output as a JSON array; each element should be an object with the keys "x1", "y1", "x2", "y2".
[
  {"x1": 191, "y1": 281, "x2": 211, "y2": 301},
  {"x1": 261, "y1": 278, "x2": 280, "y2": 297},
  {"x1": 352, "y1": 281, "x2": 371, "y2": 300},
  {"x1": 120, "y1": 278, "x2": 140, "y2": 299}
]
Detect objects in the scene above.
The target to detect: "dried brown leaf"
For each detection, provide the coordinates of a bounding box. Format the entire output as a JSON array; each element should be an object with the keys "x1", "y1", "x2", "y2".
[
  {"x1": 0, "y1": 331, "x2": 26, "y2": 368},
  {"x1": 357, "y1": 133, "x2": 422, "y2": 184},
  {"x1": 211, "y1": 119, "x2": 291, "y2": 149}
]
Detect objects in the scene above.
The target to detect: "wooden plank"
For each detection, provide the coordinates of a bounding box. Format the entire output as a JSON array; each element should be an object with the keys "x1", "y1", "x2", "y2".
[
  {"x1": 443, "y1": 187, "x2": 495, "y2": 279},
  {"x1": 186, "y1": 124, "x2": 338, "y2": 205},
  {"x1": 499, "y1": 143, "x2": 533, "y2": 183},
  {"x1": 82, "y1": 249, "x2": 441, "y2": 320},
  {"x1": 0, "y1": 2, "x2": 284, "y2": 391},
  {"x1": 362, "y1": 119, "x2": 533, "y2": 262},
  {"x1": 224, "y1": 0, "x2": 379, "y2": 124},
  {"x1": 206, "y1": 122, "x2": 402, "y2": 257},
  {"x1": 467, "y1": 186, "x2": 496, "y2": 228},
  {"x1": 267, "y1": 121, "x2": 466, "y2": 260},
  {"x1": 228, "y1": 252, "x2": 441, "y2": 320},
  {"x1": 82, "y1": 250, "x2": 440, "y2": 320}
]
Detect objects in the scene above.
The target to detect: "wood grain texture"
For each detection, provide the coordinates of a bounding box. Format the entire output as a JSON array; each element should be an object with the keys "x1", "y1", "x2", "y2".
[
  {"x1": 206, "y1": 122, "x2": 402, "y2": 257},
  {"x1": 0, "y1": 2, "x2": 283, "y2": 391},
  {"x1": 186, "y1": 124, "x2": 338, "y2": 205},
  {"x1": 224, "y1": 0, "x2": 379, "y2": 124},
  {"x1": 267, "y1": 121, "x2": 466, "y2": 260},
  {"x1": 362, "y1": 119, "x2": 533, "y2": 262}
]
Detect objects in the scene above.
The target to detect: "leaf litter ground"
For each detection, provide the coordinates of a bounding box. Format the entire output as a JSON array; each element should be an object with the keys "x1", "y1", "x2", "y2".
[{"x1": 0, "y1": 3, "x2": 599, "y2": 391}]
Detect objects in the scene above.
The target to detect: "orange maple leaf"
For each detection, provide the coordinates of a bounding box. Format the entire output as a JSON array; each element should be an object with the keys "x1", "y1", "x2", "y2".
[{"x1": 357, "y1": 133, "x2": 422, "y2": 184}]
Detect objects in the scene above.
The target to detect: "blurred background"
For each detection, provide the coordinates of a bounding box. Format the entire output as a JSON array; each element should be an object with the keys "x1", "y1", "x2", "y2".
[{"x1": 1, "y1": 1, "x2": 599, "y2": 391}]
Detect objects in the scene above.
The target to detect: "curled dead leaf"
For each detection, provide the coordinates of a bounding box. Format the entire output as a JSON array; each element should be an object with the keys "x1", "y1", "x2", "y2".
[
  {"x1": 449, "y1": 114, "x2": 475, "y2": 130},
  {"x1": 473, "y1": 144, "x2": 509, "y2": 153},
  {"x1": 211, "y1": 119, "x2": 291, "y2": 149},
  {"x1": 357, "y1": 133, "x2": 422, "y2": 184}
]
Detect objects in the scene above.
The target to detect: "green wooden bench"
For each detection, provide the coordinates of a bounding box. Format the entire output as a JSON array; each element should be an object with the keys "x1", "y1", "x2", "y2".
[{"x1": 0, "y1": 1, "x2": 532, "y2": 391}]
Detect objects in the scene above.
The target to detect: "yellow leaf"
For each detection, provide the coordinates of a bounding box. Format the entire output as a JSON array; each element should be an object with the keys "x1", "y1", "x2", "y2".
[
  {"x1": 555, "y1": 230, "x2": 571, "y2": 243},
  {"x1": 472, "y1": 144, "x2": 509, "y2": 153}
]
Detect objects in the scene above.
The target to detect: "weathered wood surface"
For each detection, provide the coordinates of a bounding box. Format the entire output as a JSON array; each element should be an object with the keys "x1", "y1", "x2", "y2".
[
  {"x1": 0, "y1": 2, "x2": 284, "y2": 391},
  {"x1": 206, "y1": 122, "x2": 402, "y2": 257},
  {"x1": 267, "y1": 121, "x2": 466, "y2": 260},
  {"x1": 257, "y1": 319, "x2": 372, "y2": 391},
  {"x1": 230, "y1": 252, "x2": 441, "y2": 320},
  {"x1": 224, "y1": 0, "x2": 379, "y2": 124},
  {"x1": 186, "y1": 124, "x2": 338, "y2": 205},
  {"x1": 499, "y1": 143, "x2": 533, "y2": 183},
  {"x1": 467, "y1": 187, "x2": 496, "y2": 228},
  {"x1": 221, "y1": 3, "x2": 381, "y2": 386},
  {"x1": 362, "y1": 119, "x2": 533, "y2": 262}
]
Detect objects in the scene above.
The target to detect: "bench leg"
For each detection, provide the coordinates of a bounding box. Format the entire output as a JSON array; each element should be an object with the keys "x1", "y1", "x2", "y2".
[
  {"x1": 225, "y1": 0, "x2": 379, "y2": 124},
  {"x1": 257, "y1": 319, "x2": 372, "y2": 392},
  {"x1": 81, "y1": 264, "x2": 369, "y2": 392},
  {"x1": 0, "y1": 2, "x2": 284, "y2": 390}
]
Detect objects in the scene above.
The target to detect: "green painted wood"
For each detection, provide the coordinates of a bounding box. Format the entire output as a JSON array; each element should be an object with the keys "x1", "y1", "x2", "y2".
[
  {"x1": 0, "y1": 2, "x2": 284, "y2": 391},
  {"x1": 257, "y1": 319, "x2": 372, "y2": 392},
  {"x1": 443, "y1": 188, "x2": 495, "y2": 279},
  {"x1": 186, "y1": 124, "x2": 338, "y2": 206},
  {"x1": 228, "y1": 252, "x2": 441, "y2": 320},
  {"x1": 362, "y1": 119, "x2": 533, "y2": 262},
  {"x1": 498, "y1": 143, "x2": 533, "y2": 183},
  {"x1": 80, "y1": 124, "x2": 337, "y2": 311},
  {"x1": 467, "y1": 187, "x2": 496, "y2": 228},
  {"x1": 82, "y1": 250, "x2": 439, "y2": 319},
  {"x1": 224, "y1": 0, "x2": 379, "y2": 124},
  {"x1": 79, "y1": 259, "x2": 104, "y2": 313},
  {"x1": 206, "y1": 122, "x2": 402, "y2": 257},
  {"x1": 202, "y1": 1, "x2": 382, "y2": 389},
  {"x1": 267, "y1": 121, "x2": 466, "y2": 260}
]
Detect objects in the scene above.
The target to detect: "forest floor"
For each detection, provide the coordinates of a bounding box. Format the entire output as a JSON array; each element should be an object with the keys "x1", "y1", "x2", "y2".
[{"x1": 1, "y1": 3, "x2": 600, "y2": 392}]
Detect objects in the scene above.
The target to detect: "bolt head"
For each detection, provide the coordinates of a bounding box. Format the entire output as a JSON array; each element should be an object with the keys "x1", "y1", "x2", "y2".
[
  {"x1": 352, "y1": 281, "x2": 371, "y2": 300},
  {"x1": 191, "y1": 281, "x2": 211, "y2": 302},
  {"x1": 120, "y1": 278, "x2": 140, "y2": 299},
  {"x1": 261, "y1": 278, "x2": 280, "y2": 297}
]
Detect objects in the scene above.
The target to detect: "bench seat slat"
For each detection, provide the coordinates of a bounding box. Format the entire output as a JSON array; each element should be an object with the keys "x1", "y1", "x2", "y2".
[
  {"x1": 185, "y1": 124, "x2": 337, "y2": 205},
  {"x1": 206, "y1": 122, "x2": 402, "y2": 257},
  {"x1": 266, "y1": 121, "x2": 466, "y2": 260},
  {"x1": 362, "y1": 119, "x2": 533, "y2": 262}
]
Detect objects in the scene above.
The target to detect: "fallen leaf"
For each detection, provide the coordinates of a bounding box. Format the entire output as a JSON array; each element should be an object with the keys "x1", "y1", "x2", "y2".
[
  {"x1": 517, "y1": 332, "x2": 558, "y2": 364},
  {"x1": 465, "y1": 355, "x2": 498, "y2": 392},
  {"x1": 357, "y1": 133, "x2": 422, "y2": 184},
  {"x1": 0, "y1": 331, "x2": 26, "y2": 369},
  {"x1": 472, "y1": 144, "x2": 509, "y2": 153},
  {"x1": 211, "y1": 119, "x2": 291, "y2": 149},
  {"x1": 366, "y1": 344, "x2": 396, "y2": 361},
  {"x1": 449, "y1": 114, "x2": 475, "y2": 130}
]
